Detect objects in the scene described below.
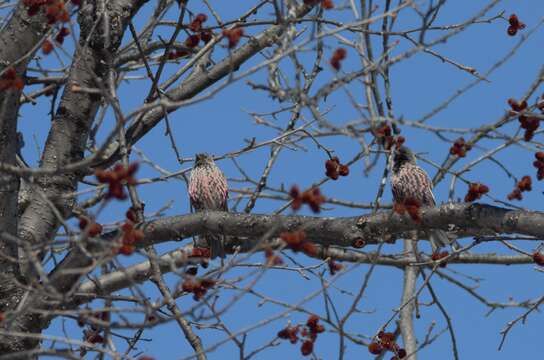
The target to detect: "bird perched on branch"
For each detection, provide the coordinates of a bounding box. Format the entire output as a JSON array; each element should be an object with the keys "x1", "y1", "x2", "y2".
[
  {"x1": 390, "y1": 146, "x2": 452, "y2": 251},
  {"x1": 188, "y1": 153, "x2": 228, "y2": 259}
]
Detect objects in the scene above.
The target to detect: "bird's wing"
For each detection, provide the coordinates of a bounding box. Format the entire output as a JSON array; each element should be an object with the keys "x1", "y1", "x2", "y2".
[{"x1": 412, "y1": 165, "x2": 436, "y2": 206}]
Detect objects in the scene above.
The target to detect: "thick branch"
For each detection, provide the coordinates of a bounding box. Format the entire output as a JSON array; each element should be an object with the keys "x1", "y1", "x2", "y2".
[
  {"x1": 0, "y1": 0, "x2": 53, "y2": 313},
  {"x1": 52, "y1": 202, "x2": 542, "y2": 302}
]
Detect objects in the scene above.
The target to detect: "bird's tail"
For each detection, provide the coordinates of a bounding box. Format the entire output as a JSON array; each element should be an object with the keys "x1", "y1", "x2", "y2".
[
  {"x1": 195, "y1": 234, "x2": 225, "y2": 259},
  {"x1": 429, "y1": 229, "x2": 453, "y2": 252}
]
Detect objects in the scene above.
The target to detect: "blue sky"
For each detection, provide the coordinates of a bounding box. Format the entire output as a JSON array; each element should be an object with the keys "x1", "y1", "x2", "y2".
[{"x1": 11, "y1": 0, "x2": 544, "y2": 359}]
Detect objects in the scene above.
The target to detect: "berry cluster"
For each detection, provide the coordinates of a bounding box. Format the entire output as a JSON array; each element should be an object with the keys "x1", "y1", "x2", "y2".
[
  {"x1": 185, "y1": 34, "x2": 200, "y2": 48},
  {"x1": 325, "y1": 156, "x2": 349, "y2": 180},
  {"x1": 277, "y1": 325, "x2": 299, "y2": 344},
  {"x1": 181, "y1": 277, "x2": 216, "y2": 301},
  {"x1": 303, "y1": 0, "x2": 334, "y2": 8},
  {"x1": 533, "y1": 152, "x2": 544, "y2": 180},
  {"x1": 189, "y1": 13, "x2": 208, "y2": 32},
  {"x1": 375, "y1": 123, "x2": 392, "y2": 148},
  {"x1": 330, "y1": 48, "x2": 346, "y2": 71},
  {"x1": 508, "y1": 98, "x2": 527, "y2": 112},
  {"x1": 393, "y1": 198, "x2": 422, "y2": 223},
  {"x1": 78, "y1": 311, "x2": 109, "y2": 354},
  {"x1": 464, "y1": 182, "x2": 489, "y2": 202},
  {"x1": 23, "y1": 0, "x2": 75, "y2": 24},
  {"x1": 42, "y1": 27, "x2": 70, "y2": 55},
  {"x1": 507, "y1": 175, "x2": 532, "y2": 201},
  {"x1": 374, "y1": 123, "x2": 404, "y2": 149},
  {"x1": 166, "y1": 13, "x2": 212, "y2": 59},
  {"x1": 368, "y1": 331, "x2": 407, "y2": 359},
  {"x1": 78, "y1": 216, "x2": 103, "y2": 237},
  {"x1": 328, "y1": 259, "x2": 343, "y2": 275},
  {"x1": 508, "y1": 98, "x2": 540, "y2": 141},
  {"x1": 532, "y1": 252, "x2": 544, "y2": 266},
  {"x1": 290, "y1": 185, "x2": 326, "y2": 213},
  {"x1": 449, "y1": 137, "x2": 472, "y2": 157},
  {"x1": 264, "y1": 247, "x2": 284, "y2": 266},
  {"x1": 278, "y1": 315, "x2": 325, "y2": 357},
  {"x1": 117, "y1": 220, "x2": 144, "y2": 255},
  {"x1": 507, "y1": 14, "x2": 526, "y2": 36},
  {"x1": 431, "y1": 251, "x2": 449, "y2": 268},
  {"x1": 280, "y1": 231, "x2": 318, "y2": 256},
  {"x1": 0, "y1": 68, "x2": 24, "y2": 92},
  {"x1": 95, "y1": 163, "x2": 139, "y2": 200},
  {"x1": 222, "y1": 27, "x2": 244, "y2": 48}
]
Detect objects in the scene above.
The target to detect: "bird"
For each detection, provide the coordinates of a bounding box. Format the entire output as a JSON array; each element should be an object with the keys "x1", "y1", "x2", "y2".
[
  {"x1": 390, "y1": 146, "x2": 452, "y2": 251},
  {"x1": 188, "y1": 153, "x2": 229, "y2": 259}
]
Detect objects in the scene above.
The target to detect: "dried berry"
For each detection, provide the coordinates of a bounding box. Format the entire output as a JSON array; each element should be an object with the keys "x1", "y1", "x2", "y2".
[
  {"x1": 95, "y1": 163, "x2": 139, "y2": 200},
  {"x1": 507, "y1": 14, "x2": 526, "y2": 36},
  {"x1": 368, "y1": 342, "x2": 383, "y2": 355},
  {"x1": 533, "y1": 252, "x2": 544, "y2": 266},
  {"x1": 301, "y1": 340, "x2": 314, "y2": 356},
  {"x1": 42, "y1": 39, "x2": 54, "y2": 54},
  {"x1": 464, "y1": 182, "x2": 489, "y2": 202},
  {"x1": 185, "y1": 34, "x2": 201, "y2": 48},
  {"x1": 189, "y1": 13, "x2": 208, "y2": 32},
  {"x1": 330, "y1": 47, "x2": 346, "y2": 70},
  {"x1": 222, "y1": 27, "x2": 244, "y2": 48},
  {"x1": 449, "y1": 137, "x2": 471, "y2": 157}
]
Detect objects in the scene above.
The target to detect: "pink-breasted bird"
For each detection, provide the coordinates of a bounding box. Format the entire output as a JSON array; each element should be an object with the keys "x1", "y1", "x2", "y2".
[
  {"x1": 188, "y1": 153, "x2": 228, "y2": 258},
  {"x1": 390, "y1": 146, "x2": 452, "y2": 250}
]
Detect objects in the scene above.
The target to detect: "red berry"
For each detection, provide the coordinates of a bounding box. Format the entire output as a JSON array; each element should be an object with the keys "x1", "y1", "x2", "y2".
[
  {"x1": 195, "y1": 13, "x2": 207, "y2": 23},
  {"x1": 42, "y1": 40, "x2": 54, "y2": 54},
  {"x1": 185, "y1": 34, "x2": 200, "y2": 48},
  {"x1": 368, "y1": 342, "x2": 383, "y2": 355},
  {"x1": 301, "y1": 340, "x2": 313, "y2": 356},
  {"x1": 533, "y1": 252, "x2": 544, "y2": 266}
]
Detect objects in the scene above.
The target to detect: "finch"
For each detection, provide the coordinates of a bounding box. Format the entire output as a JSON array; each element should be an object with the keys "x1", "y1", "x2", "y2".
[
  {"x1": 188, "y1": 153, "x2": 228, "y2": 258},
  {"x1": 390, "y1": 146, "x2": 451, "y2": 250}
]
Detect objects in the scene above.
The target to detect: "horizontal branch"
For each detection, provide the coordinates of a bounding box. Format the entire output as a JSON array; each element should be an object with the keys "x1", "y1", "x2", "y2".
[
  {"x1": 75, "y1": 243, "x2": 534, "y2": 303},
  {"x1": 49, "y1": 202, "x2": 542, "y2": 298},
  {"x1": 133, "y1": 202, "x2": 544, "y2": 248}
]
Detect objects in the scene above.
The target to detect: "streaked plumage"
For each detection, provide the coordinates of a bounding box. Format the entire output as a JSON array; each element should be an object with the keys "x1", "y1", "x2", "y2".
[
  {"x1": 188, "y1": 153, "x2": 228, "y2": 258},
  {"x1": 390, "y1": 146, "x2": 450, "y2": 250}
]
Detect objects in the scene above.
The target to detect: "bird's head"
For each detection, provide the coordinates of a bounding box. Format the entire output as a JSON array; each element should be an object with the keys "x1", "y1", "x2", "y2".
[
  {"x1": 392, "y1": 146, "x2": 417, "y2": 169},
  {"x1": 194, "y1": 153, "x2": 215, "y2": 167}
]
